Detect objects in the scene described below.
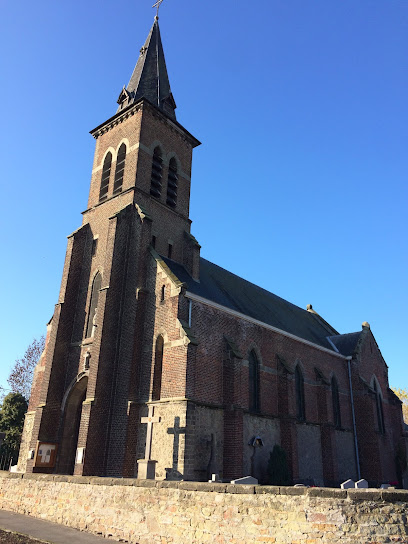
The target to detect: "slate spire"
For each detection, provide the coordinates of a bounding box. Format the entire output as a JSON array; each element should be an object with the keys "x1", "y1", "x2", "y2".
[{"x1": 117, "y1": 17, "x2": 177, "y2": 120}]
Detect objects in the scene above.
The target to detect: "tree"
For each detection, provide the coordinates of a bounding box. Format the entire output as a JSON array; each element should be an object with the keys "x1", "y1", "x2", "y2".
[
  {"x1": 0, "y1": 392, "x2": 28, "y2": 466},
  {"x1": 7, "y1": 336, "x2": 45, "y2": 401},
  {"x1": 392, "y1": 387, "x2": 408, "y2": 424}
]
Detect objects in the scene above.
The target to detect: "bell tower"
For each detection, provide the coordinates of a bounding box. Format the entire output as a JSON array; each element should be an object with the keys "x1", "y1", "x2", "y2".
[
  {"x1": 86, "y1": 16, "x2": 200, "y2": 269},
  {"x1": 18, "y1": 16, "x2": 200, "y2": 477}
]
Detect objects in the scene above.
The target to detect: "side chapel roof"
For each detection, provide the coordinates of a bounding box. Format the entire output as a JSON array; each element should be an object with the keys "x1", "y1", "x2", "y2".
[
  {"x1": 161, "y1": 256, "x2": 351, "y2": 352},
  {"x1": 327, "y1": 331, "x2": 363, "y2": 357}
]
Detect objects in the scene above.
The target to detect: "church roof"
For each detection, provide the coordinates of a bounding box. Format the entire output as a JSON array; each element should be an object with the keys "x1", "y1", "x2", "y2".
[
  {"x1": 118, "y1": 18, "x2": 176, "y2": 120},
  {"x1": 161, "y1": 256, "x2": 344, "y2": 352},
  {"x1": 328, "y1": 331, "x2": 363, "y2": 356}
]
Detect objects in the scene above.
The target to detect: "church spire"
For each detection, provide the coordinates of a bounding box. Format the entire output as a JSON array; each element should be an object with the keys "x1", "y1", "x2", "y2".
[{"x1": 117, "y1": 18, "x2": 177, "y2": 120}]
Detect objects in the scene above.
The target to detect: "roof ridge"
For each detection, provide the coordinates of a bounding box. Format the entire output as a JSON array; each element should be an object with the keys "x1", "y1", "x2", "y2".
[{"x1": 329, "y1": 331, "x2": 361, "y2": 339}]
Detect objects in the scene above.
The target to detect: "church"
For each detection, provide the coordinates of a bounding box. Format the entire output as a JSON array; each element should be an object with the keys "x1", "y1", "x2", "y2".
[{"x1": 17, "y1": 15, "x2": 406, "y2": 487}]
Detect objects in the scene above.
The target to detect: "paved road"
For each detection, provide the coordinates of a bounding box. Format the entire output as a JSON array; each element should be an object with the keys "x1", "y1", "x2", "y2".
[{"x1": 0, "y1": 510, "x2": 111, "y2": 544}]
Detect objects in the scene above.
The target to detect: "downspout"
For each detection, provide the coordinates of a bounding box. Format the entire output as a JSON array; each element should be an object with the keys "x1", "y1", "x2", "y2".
[
  {"x1": 347, "y1": 356, "x2": 361, "y2": 480},
  {"x1": 188, "y1": 299, "x2": 192, "y2": 328}
]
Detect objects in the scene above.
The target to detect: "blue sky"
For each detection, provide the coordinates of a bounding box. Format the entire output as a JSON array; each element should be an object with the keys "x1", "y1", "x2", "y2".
[{"x1": 0, "y1": 0, "x2": 407, "y2": 392}]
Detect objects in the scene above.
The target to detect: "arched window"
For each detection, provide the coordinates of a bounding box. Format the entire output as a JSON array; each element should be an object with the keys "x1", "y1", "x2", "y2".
[
  {"x1": 150, "y1": 147, "x2": 163, "y2": 198},
  {"x1": 166, "y1": 157, "x2": 178, "y2": 207},
  {"x1": 331, "y1": 376, "x2": 341, "y2": 428},
  {"x1": 373, "y1": 380, "x2": 385, "y2": 434},
  {"x1": 295, "y1": 365, "x2": 305, "y2": 421},
  {"x1": 113, "y1": 143, "x2": 126, "y2": 195},
  {"x1": 152, "y1": 336, "x2": 164, "y2": 401},
  {"x1": 85, "y1": 272, "x2": 102, "y2": 338},
  {"x1": 99, "y1": 153, "x2": 112, "y2": 201},
  {"x1": 248, "y1": 350, "x2": 260, "y2": 412}
]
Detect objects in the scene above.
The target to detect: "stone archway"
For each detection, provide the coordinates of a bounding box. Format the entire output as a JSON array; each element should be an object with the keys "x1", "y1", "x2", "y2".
[{"x1": 57, "y1": 376, "x2": 88, "y2": 474}]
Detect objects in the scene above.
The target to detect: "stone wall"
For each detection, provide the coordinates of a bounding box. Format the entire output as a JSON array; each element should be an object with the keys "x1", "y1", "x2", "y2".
[{"x1": 0, "y1": 472, "x2": 407, "y2": 544}]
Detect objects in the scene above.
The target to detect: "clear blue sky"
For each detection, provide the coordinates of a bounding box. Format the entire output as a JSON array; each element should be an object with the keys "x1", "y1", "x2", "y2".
[{"x1": 0, "y1": 0, "x2": 407, "y2": 392}]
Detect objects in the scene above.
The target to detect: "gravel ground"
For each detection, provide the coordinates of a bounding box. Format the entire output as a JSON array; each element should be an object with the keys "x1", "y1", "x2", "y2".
[{"x1": 0, "y1": 529, "x2": 46, "y2": 544}]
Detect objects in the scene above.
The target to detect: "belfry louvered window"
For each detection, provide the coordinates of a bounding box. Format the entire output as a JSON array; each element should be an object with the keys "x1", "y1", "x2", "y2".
[
  {"x1": 166, "y1": 158, "x2": 178, "y2": 207},
  {"x1": 113, "y1": 144, "x2": 126, "y2": 195},
  {"x1": 99, "y1": 153, "x2": 112, "y2": 201},
  {"x1": 150, "y1": 147, "x2": 163, "y2": 198},
  {"x1": 295, "y1": 365, "x2": 305, "y2": 421}
]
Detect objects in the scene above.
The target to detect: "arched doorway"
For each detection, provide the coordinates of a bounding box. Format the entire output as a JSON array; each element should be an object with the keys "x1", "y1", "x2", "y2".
[{"x1": 57, "y1": 375, "x2": 88, "y2": 474}]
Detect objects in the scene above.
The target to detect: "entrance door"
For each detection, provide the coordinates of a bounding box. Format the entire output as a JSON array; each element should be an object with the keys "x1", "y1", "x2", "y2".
[{"x1": 57, "y1": 377, "x2": 88, "y2": 474}]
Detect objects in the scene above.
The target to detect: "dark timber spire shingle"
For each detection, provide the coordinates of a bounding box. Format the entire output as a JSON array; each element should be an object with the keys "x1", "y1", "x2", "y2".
[{"x1": 117, "y1": 17, "x2": 176, "y2": 120}]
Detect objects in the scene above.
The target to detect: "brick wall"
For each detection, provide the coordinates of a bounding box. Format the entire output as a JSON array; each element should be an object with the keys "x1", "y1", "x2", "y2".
[{"x1": 0, "y1": 473, "x2": 407, "y2": 544}]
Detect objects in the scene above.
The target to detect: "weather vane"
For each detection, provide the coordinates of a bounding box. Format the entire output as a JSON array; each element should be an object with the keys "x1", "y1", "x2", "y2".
[{"x1": 152, "y1": 0, "x2": 164, "y2": 18}]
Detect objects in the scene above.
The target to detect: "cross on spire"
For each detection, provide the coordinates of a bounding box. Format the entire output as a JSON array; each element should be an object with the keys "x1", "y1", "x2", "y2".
[{"x1": 152, "y1": 0, "x2": 164, "y2": 18}]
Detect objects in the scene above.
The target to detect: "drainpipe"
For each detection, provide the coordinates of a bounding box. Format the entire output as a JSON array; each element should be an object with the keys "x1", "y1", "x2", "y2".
[
  {"x1": 188, "y1": 299, "x2": 192, "y2": 328},
  {"x1": 347, "y1": 356, "x2": 361, "y2": 480}
]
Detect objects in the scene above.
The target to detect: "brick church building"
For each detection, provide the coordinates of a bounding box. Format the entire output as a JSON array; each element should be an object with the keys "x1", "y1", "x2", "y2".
[{"x1": 18, "y1": 16, "x2": 406, "y2": 486}]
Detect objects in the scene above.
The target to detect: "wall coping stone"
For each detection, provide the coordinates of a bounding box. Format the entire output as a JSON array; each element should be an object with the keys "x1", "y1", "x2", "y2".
[
  {"x1": 225, "y1": 484, "x2": 255, "y2": 494},
  {"x1": 1, "y1": 472, "x2": 407, "y2": 502},
  {"x1": 255, "y1": 485, "x2": 281, "y2": 494},
  {"x1": 89, "y1": 477, "x2": 117, "y2": 486},
  {"x1": 307, "y1": 488, "x2": 347, "y2": 499},
  {"x1": 380, "y1": 489, "x2": 408, "y2": 502},
  {"x1": 179, "y1": 481, "x2": 227, "y2": 493},
  {"x1": 4, "y1": 473, "x2": 23, "y2": 480},
  {"x1": 279, "y1": 486, "x2": 308, "y2": 496},
  {"x1": 348, "y1": 489, "x2": 382, "y2": 501},
  {"x1": 155, "y1": 480, "x2": 181, "y2": 489}
]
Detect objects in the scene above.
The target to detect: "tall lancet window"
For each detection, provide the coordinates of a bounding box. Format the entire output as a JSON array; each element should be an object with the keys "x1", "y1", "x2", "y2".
[
  {"x1": 113, "y1": 143, "x2": 127, "y2": 195},
  {"x1": 248, "y1": 350, "x2": 260, "y2": 412},
  {"x1": 85, "y1": 273, "x2": 102, "y2": 338},
  {"x1": 331, "y1": 376, "x2": 341, "y2": 428},
  {"x1": 373, "y1": 380, "x2": 385, "y2": 434},
  {"x1": 152, "y1": 335, "x2": 164, "y2": 401},
  {"x1": 295, "y1": 365, "x2": 305, "y2": 421},
  {"x1": 99, "y1": 153, "x2": 112, "y2": 201},
  {"x1": 150, "y1": 147, "x2": 163, "y2": 198},
  {"x1": 166, "y1": 158, "x2": 178, "y2": 207}
]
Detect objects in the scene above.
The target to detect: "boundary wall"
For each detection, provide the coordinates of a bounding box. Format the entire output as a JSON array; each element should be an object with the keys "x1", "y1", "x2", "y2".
[{"x1": 0, "y1": 472, "x2": 407, "y2": 544}]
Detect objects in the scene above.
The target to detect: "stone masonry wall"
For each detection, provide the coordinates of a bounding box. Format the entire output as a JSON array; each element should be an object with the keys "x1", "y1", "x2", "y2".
[{"x1": 0, "y1": 472, "x2": 407, "y2": 544}]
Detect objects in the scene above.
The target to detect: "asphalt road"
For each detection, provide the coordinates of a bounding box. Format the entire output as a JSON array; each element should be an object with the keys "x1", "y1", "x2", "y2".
[{"x1": 0, "y1": 511, "x2": 111, "y2": 544}]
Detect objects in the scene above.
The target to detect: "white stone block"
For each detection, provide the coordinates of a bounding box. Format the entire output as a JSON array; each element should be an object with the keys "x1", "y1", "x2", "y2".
[
  {"x1": 76, "y1": 447, "x2": 85, "y2": 464},
  {"x1": 355, "y1": 479, "x2": 368, "y2": 488},
  {"x1": 341, "y1": 479, "x2": 355, "y2": 489}
]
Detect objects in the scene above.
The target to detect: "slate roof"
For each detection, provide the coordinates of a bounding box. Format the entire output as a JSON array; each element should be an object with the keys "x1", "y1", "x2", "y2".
[
  {"x1": 328, "y1": 332, "x2": 362, "y2": 356},
  {"x1": 118, "y1": 19, "x2": 176, "y2": 120},
  {"x1": 161, "y1": 256, "x2": 345, "y2": 352}
]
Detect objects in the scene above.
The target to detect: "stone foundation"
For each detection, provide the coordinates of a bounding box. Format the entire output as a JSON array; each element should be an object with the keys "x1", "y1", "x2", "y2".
[{"x1": 0, "y1": 472, "x2": 407, "y2": 543}]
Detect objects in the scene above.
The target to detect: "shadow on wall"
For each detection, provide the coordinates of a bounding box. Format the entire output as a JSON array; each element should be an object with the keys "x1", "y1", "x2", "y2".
[{"x1": 165, "y1": 416, "x2": 186, "y2": 480}]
